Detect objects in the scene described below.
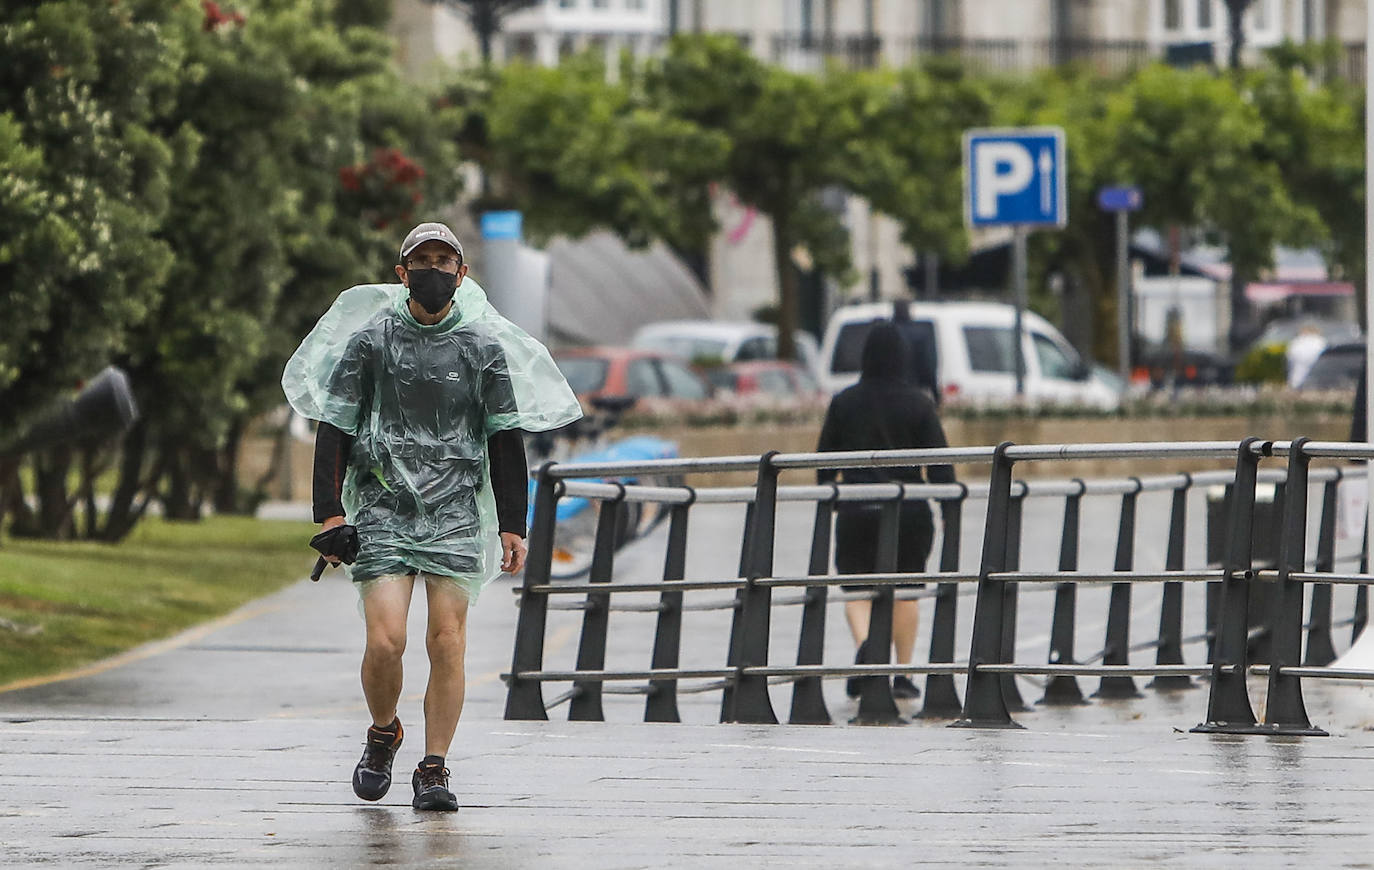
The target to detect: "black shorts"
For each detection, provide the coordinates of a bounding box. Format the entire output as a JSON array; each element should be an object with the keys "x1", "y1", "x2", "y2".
[{"x1": 835, "y1": 501, "x2": 934, "y2": 591}]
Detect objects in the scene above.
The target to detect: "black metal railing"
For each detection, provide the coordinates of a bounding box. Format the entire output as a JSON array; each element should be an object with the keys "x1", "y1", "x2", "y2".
[
  {"x1": 771, "y1": 33, "x2": 883, "y2": 70},
  {"x1": 504, "y1": 439, "x2": 1371, "y2": 735}
]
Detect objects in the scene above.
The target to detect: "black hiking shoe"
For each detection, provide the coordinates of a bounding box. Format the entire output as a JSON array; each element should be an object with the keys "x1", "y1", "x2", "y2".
[
  {"x1": 893, "y1": 675, "x2": 921, "y2": 700},
  {"x1": 352, "y1": 718, "x2": 403, "y2": 801},
  {"x1": 412, "y1": 757, "x2": 459, "y2": 811}
]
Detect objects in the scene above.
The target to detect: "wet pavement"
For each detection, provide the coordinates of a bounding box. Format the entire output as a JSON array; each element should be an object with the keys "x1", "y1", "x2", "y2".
[{"x1": 5, "y1": 493, "x2": 1374, "y2": 867}]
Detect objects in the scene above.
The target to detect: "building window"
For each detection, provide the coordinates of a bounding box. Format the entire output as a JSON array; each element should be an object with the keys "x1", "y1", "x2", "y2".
[
  {"x1": 1251, "y1": 0, "x2": 1270, "y2": 30},
  {"x1": 926, "y1": 0, "x2": 953, "y2": 36},
  {"x1": 559, "y1": 0, "x2": 576, "y2": 8},
  {"x1": 1196, "y1": 0, "x2": 1212, "y2": 29},
  {"x1": 506, "y1": 33, "x2": 537, "y2": 62},
  {"x1": 1302, "y1": 0, "x2": 1318, "y2": 40},
  {"x1": 591, "y1": 0, "x2": 609, "y2": 8},
  {"x1": 1163, "y1": 0, "x2": 1182, "y2": 30},
  {"x1": 626, "y1": 0, "x2": 645, "y2": 9}
]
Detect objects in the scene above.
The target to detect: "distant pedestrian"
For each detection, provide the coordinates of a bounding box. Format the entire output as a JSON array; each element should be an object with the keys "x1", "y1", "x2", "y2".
[
  {"x1": 282, "y1": 222, "x2": 580, "y2": 810},
  {"x1": 816, "y1": 321, "x2": 955, "y2": 700},
  {"x1": 1286, "y1": 325, "x2": 1327, "y2": 388}
]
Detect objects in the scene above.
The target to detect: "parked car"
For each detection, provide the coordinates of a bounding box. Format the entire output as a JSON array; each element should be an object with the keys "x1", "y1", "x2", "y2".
[
  {"x1": 1133, "y1": 347, "x2": 1235, "y2": 388},
  {"x1": 1298, "y1": 341, "x2": 1364, "y2": 391},
  {"x1": 631, "y1": 320, "x2": 823, "y2": 380},
  {"x1": 819, "y1": 300, "x2": 1118, "y2": 407},
  {"x1": 704, "y1": 360, "x2": 822, "y2": 399},
  {"x1": 552, "y1": 346, "x2": 711, "y2": 408}
]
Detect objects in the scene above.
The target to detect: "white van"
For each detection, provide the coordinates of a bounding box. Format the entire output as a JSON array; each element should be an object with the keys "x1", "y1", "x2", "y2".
[
  {"x1": 819, "y1": 301, "x2": 1119, "y2": 407},
  {"x1": 632, "y1": 320, "x2": 823, "y2": 378}
]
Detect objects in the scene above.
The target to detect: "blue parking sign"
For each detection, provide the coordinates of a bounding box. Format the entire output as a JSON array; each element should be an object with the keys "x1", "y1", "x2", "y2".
[{"x1": 963, "y1": 127, "x2": 1067, "y2": 228}]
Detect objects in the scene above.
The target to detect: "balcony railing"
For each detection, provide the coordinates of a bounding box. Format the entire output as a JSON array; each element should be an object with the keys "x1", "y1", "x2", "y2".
[{"x1": 771, "y1": 33, "x2": 883, "y2": 71}]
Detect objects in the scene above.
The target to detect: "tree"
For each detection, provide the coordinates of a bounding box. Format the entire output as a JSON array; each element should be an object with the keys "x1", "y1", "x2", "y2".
[
  {"x1": 646, "y1": 36, "x2": 861, "y2": 359},
  {"x1": 427, "y1": 0, "x2": 538, "y2": 64},
  {"x1": 1245, "y1": 50, "x2": 1365, "y2": 317},
  {"x1": 446, "y1": 53, "x2": 727, "y2": 268},
  {"x1": 101, "y1": 0, "x2": 465, "y2": 530},
  {"x1": 0, "y1": 0, "x2": 188, "y2": 538},
  {"x1": 837, "y1": 59, "x2": 996, "y2": 279}
]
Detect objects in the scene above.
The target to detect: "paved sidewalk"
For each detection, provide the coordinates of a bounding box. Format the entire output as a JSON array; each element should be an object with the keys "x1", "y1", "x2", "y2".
[{"x1": 4, "y1": 502, "x2": 1374, "y2": 867}]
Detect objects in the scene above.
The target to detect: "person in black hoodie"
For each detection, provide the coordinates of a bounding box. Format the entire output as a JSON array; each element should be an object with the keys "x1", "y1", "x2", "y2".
[{"x1": 816, "y1": 320, "x2": 955, "y2": 700}]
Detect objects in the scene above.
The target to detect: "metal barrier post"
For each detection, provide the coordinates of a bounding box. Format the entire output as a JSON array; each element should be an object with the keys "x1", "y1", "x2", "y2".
[
  {"x1": 789, "y1": 489, "x2": 837, "y2": 725},
  {"x1": 646, "y1": 494, "x2": 695, "y2": 723},
  {"x1": 1262, "y1": 438, "x2": 1327, "y2": 735},
  {"x1": 719, "y1": 501, "x2": 756, "y2": 722},
  {"x1": 1303, "y1": 476, "x2": 1340, "y2": 666},
  {"x1": 504, "y1": 463, "x2": 560, "y2": 720},
  {"x1": 854, "y1": 494, "x2": 904, "y2": 724},
  {"x1": 1193, "y1": 437, "x2": 1264, "y2": 734},
  {"x1": 1355, "y1": 525, "x2": 1369, "y2": 643},
  {"x1": 1041, "y1": 483, "x2": 1088, "y2": 706},
  {"x1": 1149, "y1": 479, "x2": 1194, "y2": 690},
  {"x1": 1248, "y1": 481, "x2": 1286, "y2": 665},
  {"x1": 918, "y1": 490, "x2": 967, "y2": 719},
  {"x1": 1000, "y1": 492, "x2": 1029, "y2": 711},
  {"x1": 1096, "y1": 481, "x2": 1145, "y2": 699},
  {"x1": 953, "y1": 442, "x2": 1022, "y2": 730},
  {"x1": 569, "y1": 487, "x2": 626, "y2": 721},
  {"x1": 1204, "y1": 484, "x2": 1230, "y2": 665},
  {"x1": 723, "y1": 452, "x2": 780, "y2": 724}
]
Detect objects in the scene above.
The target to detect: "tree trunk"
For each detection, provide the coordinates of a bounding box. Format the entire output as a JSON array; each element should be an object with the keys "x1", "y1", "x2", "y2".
[
  {"x1": 102, "y1": 419, "x2": 149, "y2": 541},
  {"x1": 771, "y1": 210, "x2": 800, "y2": 362},
  {"x1": 0, "y1": 458, "x2": 37, "y2": 540},
  {"x1": 213, "y1": 418, "x2": 248, "y2": 515},
  {"x1": 79, "y1": 447, "x2": 99, "y2": 540},
  {"x1": 33, "y1": 446, "x2": 75, "y2": 539},
  {"x1": 160, "y1": 441, "x2": 202, "y2": 522}
]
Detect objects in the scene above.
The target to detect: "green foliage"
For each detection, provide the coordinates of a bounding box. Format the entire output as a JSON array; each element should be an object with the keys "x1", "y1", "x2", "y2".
[
  {"x1": 455, "y1": 54, "x2": 726, "y2": 253},
  {"x1": 837, "y1": 60, "x2": 995, "y2": 263},
  {"x1": 1234, "y1": 343, "x2": 1289, "y2": 385},
  {"x1": 0, "y1": 0, "x2": 186, "y2": 432}
]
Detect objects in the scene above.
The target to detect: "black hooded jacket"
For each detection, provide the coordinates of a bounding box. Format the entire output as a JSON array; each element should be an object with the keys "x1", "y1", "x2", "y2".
[{"x1": 816, "y1": 321, "x2": 955, "y2": 486}]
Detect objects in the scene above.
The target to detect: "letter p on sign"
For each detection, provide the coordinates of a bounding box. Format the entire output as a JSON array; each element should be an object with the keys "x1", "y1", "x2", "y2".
[{"x1": 963, "y1": 127, "x2": 1067, "y2": 228}]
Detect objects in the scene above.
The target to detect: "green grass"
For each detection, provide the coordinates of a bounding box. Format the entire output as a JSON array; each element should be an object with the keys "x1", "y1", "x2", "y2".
[{"x1": 0, "y1": 516, "x2": 316, "y2": 687}]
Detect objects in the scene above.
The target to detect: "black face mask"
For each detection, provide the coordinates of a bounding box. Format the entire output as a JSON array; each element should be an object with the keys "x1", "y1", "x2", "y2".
[{"x1": 407, "y1": 268, "x2": 458, "y2": 315}]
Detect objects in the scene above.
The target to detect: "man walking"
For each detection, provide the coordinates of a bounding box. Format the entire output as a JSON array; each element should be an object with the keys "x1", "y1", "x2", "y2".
[{"x1": 283, "y1": 222, "x2": 580, "y2": 811}]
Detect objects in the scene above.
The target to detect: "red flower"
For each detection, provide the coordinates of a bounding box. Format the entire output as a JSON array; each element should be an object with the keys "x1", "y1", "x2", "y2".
[
  {"x1": 203, "y1": 0, "x2": 245, "y2": 31},
  {"x1": 338, "y1": 166, "x2": 361, "y2": 192}
]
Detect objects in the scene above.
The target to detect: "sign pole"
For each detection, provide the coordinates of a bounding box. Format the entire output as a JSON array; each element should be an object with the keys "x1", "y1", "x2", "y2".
[
  {"x1": 1117, "y1": 208, "x2": 1131, "y2": 385},
  {"x1": 1012, "y1": 224, "x2": 1028, "y2": 397},
  {"x1": 1366, "y1": 7, "x2": 1373, "y2": 561}
]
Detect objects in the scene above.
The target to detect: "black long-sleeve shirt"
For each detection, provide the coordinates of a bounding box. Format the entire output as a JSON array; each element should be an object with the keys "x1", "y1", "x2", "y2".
[{"x1": 313, "y1": 422, "x2": 529, "y2": 537}]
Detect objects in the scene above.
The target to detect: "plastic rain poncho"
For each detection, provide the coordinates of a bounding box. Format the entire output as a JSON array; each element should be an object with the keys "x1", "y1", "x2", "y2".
[{"x1": 282, "y1": 277, "x2": 582, "y2": 602}]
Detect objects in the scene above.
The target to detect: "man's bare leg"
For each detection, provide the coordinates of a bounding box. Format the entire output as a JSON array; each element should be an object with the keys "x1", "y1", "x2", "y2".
[
  {"x1": 361, "y1": 576, "x2": 415, "y2": 727},
  {"x1": 422, "y1": 579, "x2": 469, "y2": 758}
]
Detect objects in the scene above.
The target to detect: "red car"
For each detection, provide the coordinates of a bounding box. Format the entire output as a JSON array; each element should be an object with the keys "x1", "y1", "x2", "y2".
[
  {"x1": 552, "y1": 347, "x2": 711, "y2": 407},
  {"x1": 705, "y1": 360, "x2": 822, "y2": 399}
]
